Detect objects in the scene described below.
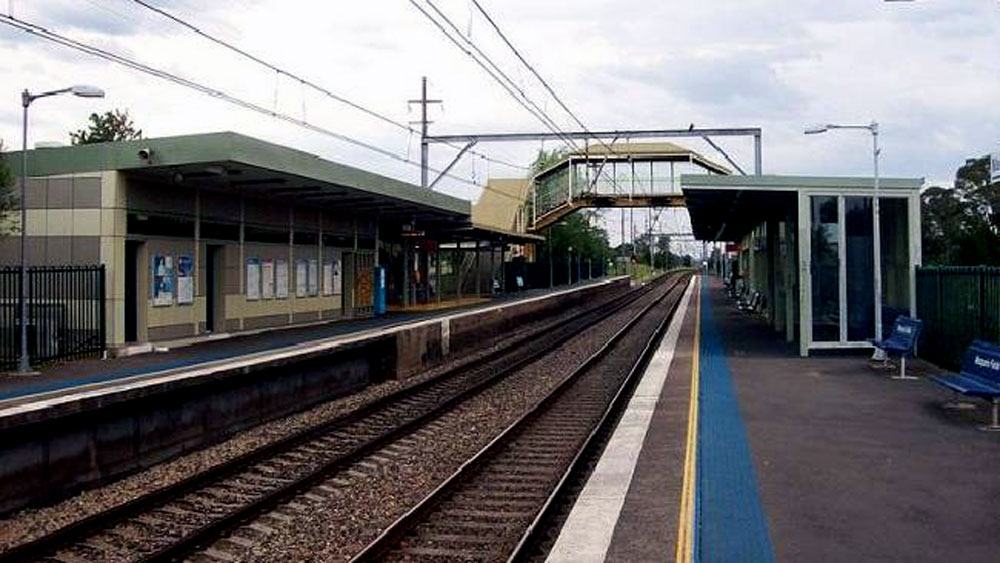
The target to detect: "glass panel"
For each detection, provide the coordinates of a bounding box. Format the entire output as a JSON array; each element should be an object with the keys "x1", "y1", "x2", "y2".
[
  {"x1": 880, "y1": 197, "x2": 910, "y2": 338},
  {"x1": 811, "y1": 196, "x2": 840, "y2": 341},
  {"x1": 845, "y1": 197, "x2": 875, "y2": 341}
]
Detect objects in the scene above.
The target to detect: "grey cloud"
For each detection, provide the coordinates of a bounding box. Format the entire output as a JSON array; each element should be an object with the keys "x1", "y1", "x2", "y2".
[
  {"x1": 608, "y1": 51, "x2": 807, "y2": 120},
  {"x1": 35, "y1": 0, "x2": 137, "y2": 37}
]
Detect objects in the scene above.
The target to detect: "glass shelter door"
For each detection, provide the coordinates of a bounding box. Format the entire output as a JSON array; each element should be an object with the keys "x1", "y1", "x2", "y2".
[{"x1": 806, "y1": 194, "x2": 910, "y2": 349}]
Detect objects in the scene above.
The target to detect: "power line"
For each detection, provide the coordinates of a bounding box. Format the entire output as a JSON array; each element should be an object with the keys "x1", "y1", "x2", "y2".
[
  {"x1": 0, "y1": 13, "x2": 526, "y2": 203},
  {"x1": 408, "y1": 0, "x2": 578, "y2": 150},
  {"x1": 126, "y1": 0, "x2": 527, "y2": 172},
  {"x1": 468, "y1": 0, "x2": 625, "y2": 192},
  {"x1": 470, "y1": 0, "x2": 593, "y2": 144}
]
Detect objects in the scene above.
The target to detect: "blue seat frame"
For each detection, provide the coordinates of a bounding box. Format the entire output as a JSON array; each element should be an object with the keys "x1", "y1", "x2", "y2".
[
  {"x1": 931, "y1": 340, "x2": 1000, "y2": 430},
  {"x1": 872, "y1": 316, "x2": 922, "y2": 379}
]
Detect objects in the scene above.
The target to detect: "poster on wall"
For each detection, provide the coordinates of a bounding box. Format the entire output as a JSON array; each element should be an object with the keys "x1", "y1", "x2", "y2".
[
  {"x1": 177, "y1": 255, "x2": 194, "y2": 305},
  {"x1": 152, "y1": 253, "x2": 174, "y2": 307},
  {"x1": 246, "y1": 258, "x2": 261, "y2": 301},
  {"x1": 322, "y1": 261, "x2": 333, "y2": 296},
  {"x1": 296, "y1": 259, "x2": 308, "y2": 297},
  {"x1": 308, "y1": 259, "x2": 319, "y2": 296},
  {"x1": 276, "y1": 259, "x2": 289, "y2": 299},
  {"x1": 261, "y1": 258, "x2": 275, "y2": 299}
]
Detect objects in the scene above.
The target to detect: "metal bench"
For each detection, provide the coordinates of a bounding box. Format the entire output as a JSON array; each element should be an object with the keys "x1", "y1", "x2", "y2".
[
  {"x1": 931, "y1": 340, "x2": 1000, "y2": 431},
  {"x1": 872, "y1": 315, "x2": 922, "y2": 380},
  {"x1": 737, "y1": 291, "x2": 760, "y2": 313}
]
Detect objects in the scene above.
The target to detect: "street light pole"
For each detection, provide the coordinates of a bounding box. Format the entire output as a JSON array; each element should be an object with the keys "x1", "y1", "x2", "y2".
[
  {"x1": 804, "y1": 121, "x2": 882, "y2": 345},
  {"x1": 16, "y1": 85, "x2": 104, "y2": 374}
]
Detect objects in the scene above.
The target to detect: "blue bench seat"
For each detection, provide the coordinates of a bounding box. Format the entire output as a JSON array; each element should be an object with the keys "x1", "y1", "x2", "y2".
[
  {"x1": 872, "y1": 316, "x2": 922, "y2": 379},
  {"x1": 930, "y1": 340, "x2": 1000, "y2": 430}
]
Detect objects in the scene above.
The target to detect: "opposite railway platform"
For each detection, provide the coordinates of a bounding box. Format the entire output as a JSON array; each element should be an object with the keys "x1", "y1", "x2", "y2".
[
  {"x1": 549, "y1": 275, "x2": 1000, "y2": 563},
  {"x1": 0, "y1": 280, "x2": 609, "y2": 405}
]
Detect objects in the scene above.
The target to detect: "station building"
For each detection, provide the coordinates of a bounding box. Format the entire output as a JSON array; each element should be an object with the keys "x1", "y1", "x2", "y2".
[
  {"x1": 681, "y1": 174, "x2": 923, "y2": 356},
  {"x1": 2, "y1": 132, "x2": 531, "y2": 351}
]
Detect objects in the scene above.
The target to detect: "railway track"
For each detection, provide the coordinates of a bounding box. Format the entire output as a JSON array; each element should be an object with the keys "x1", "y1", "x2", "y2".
[
  {"x1": 0, "y1": 275, "x2": 681, "y2": 563},
  {"x1": 352, "y1": 273, "x2": 692, "y2": 562}
]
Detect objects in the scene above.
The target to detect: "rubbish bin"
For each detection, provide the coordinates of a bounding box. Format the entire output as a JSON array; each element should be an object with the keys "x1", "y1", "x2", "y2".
[{"x1": 373, "y1": 265, "x2": 387, "y2": 316}]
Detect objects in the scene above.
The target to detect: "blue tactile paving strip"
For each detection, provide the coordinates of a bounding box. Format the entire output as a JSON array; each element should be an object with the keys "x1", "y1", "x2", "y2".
[{"x1": 695, "y1": 280, "x2": 775, "y2": 563}]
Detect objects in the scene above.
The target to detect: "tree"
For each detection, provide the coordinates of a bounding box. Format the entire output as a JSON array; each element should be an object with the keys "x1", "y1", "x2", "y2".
[
  {"x1": 0, "y1": 142, "x2": 18, "y2": 236},
  {"x1": 922, "y1": 155, "x2": 1000, "y2": 266},
  {"x1": 69, "y1": 109, "x2": 142, "y2": 145}
]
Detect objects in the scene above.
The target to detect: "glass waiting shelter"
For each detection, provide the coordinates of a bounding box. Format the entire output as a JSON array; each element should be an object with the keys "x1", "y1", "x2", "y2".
[{"x1": 681, "y1": 174, "x2": 923, "y2": 356}]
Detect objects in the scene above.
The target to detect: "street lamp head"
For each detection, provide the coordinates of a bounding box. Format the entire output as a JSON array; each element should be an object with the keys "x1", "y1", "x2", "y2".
[
  {"x1": 804, "y1": 125, "x2": 829, "y2": 135},
  {"x1": 70, "y1": 85, "x2": 105, "y2": 98}
]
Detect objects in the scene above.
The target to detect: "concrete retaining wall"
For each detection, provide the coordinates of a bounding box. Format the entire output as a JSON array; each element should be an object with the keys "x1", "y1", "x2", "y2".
[{"x1": 0, "y1": 277, "x2": 629, "y2": 515}]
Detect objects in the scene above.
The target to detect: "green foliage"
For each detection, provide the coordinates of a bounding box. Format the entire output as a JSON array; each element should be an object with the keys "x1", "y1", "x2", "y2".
[
  {"x1": 538, "y1": 210, "x2": 611, "y2": 266},
  {"x1": 922, "y1": 156, "x2": 1000, "y2": 266},
  {"x1": 69, "y1": 109, "x2": 142, "y2": 145},
  {"x1": 529, "y1": 147, "x2": 567, "y2": 175},
  {"x1": 0, "y1": 141, "x2": 19, "y2": 236}
]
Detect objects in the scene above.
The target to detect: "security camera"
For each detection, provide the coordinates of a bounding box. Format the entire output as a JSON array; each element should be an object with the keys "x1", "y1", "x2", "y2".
[{"x1": 138, "y1": 147, "x2": 153, "y2": 162}]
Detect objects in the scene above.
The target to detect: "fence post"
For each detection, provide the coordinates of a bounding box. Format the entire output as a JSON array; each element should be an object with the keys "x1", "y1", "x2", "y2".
[{"x1": 99, "y1": 265, "x2": 107, "y2": 357}]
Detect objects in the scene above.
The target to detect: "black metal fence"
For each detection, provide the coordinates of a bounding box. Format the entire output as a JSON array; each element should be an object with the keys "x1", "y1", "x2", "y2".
[
  {"x1": 916, "y1": 266, "x2": 1000, "y2": 370},
  {"x1": 0, "y1": 265, "x2": 106, "y2": 369}
]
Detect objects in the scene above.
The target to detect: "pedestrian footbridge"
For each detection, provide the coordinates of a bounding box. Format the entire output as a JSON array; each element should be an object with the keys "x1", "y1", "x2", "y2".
[{"x1": 528, "y1": 142, "x2": 730, "y2": 231}]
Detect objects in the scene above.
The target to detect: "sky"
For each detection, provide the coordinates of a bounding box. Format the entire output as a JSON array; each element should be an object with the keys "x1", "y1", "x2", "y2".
[{"x1": 1, "y1": 0, "x2": 998, "y2": 250}]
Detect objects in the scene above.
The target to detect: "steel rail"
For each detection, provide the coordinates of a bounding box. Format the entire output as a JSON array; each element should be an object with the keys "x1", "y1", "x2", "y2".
[
  {"x1": 0, "y1": 278, "x2": 659, "y2": 563},
  {"x1": 350, "y1": 272, "x2": 691, "y2": 562},
  {"x1": 508, "y1": 276, "x2": 691, "y2": 561}
]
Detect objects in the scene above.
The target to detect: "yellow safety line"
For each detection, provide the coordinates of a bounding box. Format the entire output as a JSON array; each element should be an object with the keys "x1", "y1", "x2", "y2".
[{"x1": 675, "y1": 277, "x2": 701, "y2": 563}]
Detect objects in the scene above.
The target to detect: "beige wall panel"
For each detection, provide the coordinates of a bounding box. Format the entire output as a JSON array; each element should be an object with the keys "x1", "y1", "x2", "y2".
[
  {"x1": 25, "y1": 209, "x2": 49, "y2": 236},
  {"x1": 24, "y1": 178, "x2": 46, "y2": 209},
  {"x1": 72, "y1": 209, "x2": 102, "y2": 237},
  {"x1": 243, "y1": 314, "x2": 289, "y2": 330},
  {"x1": 44, "y1": 236, "x2": 71, "y2": 264},
  {"x1": 293, "y1": 311, "x2": 319, "y2": 324},
  {"x1": 100, "y1": 208, "x2": 127, "y2": 237},
  {"x1": 148, "y1": 322, "x2": 196, "y2": 342},
  {"x1": 71, "y1": 237, "x2": 100, "y2": 263},
  {"x1": 74, "y1": 176, "x2": 102, "y2": 208},
  {"x1": 292, "y1": 295, "x2": 341, "y2": 313},
  {"x1": 47, "y1": 178, "x2": 74, "y2": 208},
  {"x1": 148, "y1": 302, "x2": 198, "y2": 328},
  {"x1": 101, "y1": 171, "x2": 126, "y2": 209}
]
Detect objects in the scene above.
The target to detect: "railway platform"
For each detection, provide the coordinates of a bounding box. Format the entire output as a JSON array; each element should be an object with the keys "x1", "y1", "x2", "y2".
[
  {"x1": 550, "y1": 275, "x2": 1000, "y2": 562},
  {"x1": 0, "y1": 279, "x2": 610, "y2": 405}
]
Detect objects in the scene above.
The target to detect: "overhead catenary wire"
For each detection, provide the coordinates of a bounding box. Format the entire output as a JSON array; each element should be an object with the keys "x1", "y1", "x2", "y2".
[
  {"x1": 468, "y1": 0, "x2": 623, "y2": 190},
  {"x1": 408, "y1": 0, "x2": 578, "y2": 151},
  {"x1": 126, "y1": 0, "x2": 527, "y2": 172},
  {"x1": 0, "y1": 13, "x2": 528, "y2": 203}
]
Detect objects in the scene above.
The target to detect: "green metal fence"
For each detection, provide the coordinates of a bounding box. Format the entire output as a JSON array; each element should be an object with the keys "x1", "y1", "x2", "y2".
[{"x1": 916, "y1": 266, "x2": 1000, "y2": 370}]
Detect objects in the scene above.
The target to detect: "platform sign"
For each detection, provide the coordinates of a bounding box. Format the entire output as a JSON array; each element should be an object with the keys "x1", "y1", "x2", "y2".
[
  {"x1": 177, "y1": 255, "x2": 193, "y2": 305},
  {"x1": 261, "y1": 258, "x2": 274, "y2": 299},
  {"x1": 152, "y1": 254, "x2": 174, "y2": 307},
  {"x1": 246, "y1": 258, "x2": 261, "y2": 301},
  {"x1": 275, "y1": 260, "x2": 289, "y2": 299},
  {"x1": 308, "y1": 259, "x2": 319, "y2": 297},
  {"x1": 296, "y1": 260, "x2": 308, "y2": 298}
]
